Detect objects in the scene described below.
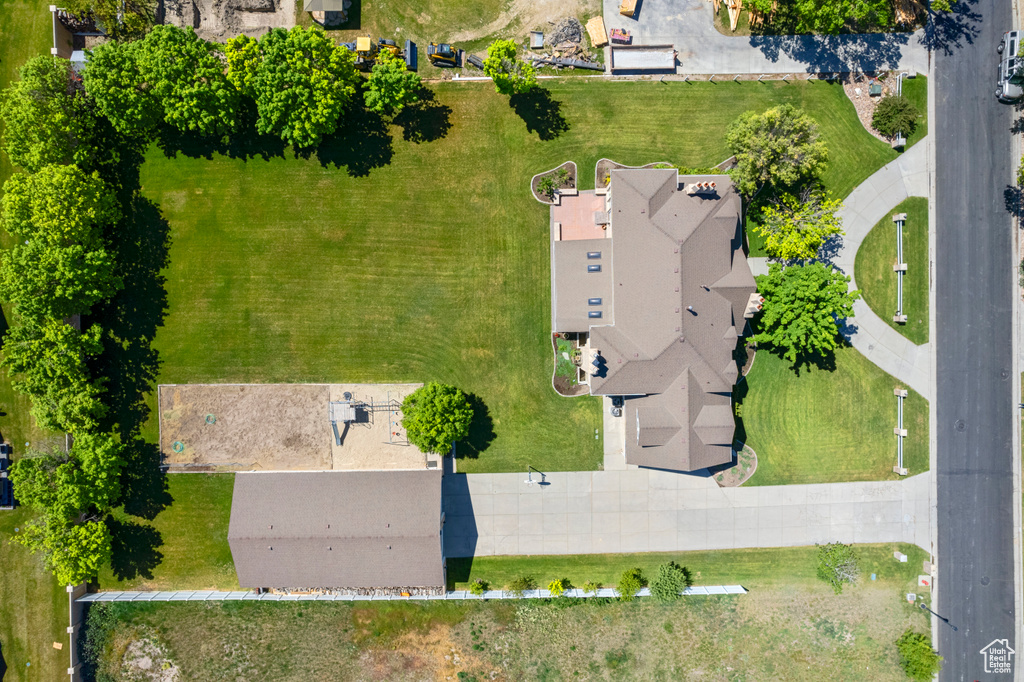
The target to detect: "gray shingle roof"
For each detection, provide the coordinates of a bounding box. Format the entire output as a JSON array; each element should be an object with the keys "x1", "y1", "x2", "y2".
[
  {"x1": 228, "y1": 470, "x2": 444, "y2": 589},
  {"x1": 578, "y1": 170, "x2": 755, "y2": 472},
  {"x1": 552, "y1": 238, "x2": 614, "y2": 331}
]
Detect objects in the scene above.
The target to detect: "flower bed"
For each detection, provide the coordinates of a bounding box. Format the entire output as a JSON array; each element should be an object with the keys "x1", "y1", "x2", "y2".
[
  {"x1": 552, "y1": 334, "x2": 588, "y2": 397},
  {"x1": 531, "y1": 161, "x2": 577, "y2": 204}
]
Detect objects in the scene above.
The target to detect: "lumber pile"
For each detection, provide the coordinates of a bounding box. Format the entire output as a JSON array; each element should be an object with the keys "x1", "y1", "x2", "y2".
[
  {"x1": 586, "y1": 15, "x2": 608, "y2": 47},
  {"x1": 727, "y1": 0, "x2": 742, "y2": 31}
]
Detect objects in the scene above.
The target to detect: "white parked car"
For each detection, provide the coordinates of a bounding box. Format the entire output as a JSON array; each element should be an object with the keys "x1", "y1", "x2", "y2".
[{"x1": 996, "y1": 30, "x2": 1023, "y2": 102}]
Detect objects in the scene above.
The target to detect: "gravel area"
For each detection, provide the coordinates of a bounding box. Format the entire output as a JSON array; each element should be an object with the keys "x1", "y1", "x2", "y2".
[{"x1": 842, "y1": 73, "x2": 899, "y2": 144}]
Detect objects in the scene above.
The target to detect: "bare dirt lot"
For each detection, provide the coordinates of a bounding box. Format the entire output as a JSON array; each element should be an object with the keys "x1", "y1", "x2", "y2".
[
  {"x1": 159, "y1": 383, "x2": 429, "y2": 471},
  {"x1": 160, "y1": 0, "x2": 295, "y2": 42}
]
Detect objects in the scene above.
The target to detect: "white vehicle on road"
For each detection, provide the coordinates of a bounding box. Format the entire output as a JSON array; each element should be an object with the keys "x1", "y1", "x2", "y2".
[{"x1": 996, "y1": 30, "x2": 1023, "y2": 102}]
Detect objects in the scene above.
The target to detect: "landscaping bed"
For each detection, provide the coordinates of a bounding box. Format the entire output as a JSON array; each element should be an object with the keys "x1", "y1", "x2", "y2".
[
  {"x1": 714, "y1": 444, "x2": 758, "y2": 487},
  {"x1": 530, "y1": 161, "x2": 577, "y2": 204},
  {"x1": 594, "y1": 158, "x2": 672, "y2": 189},
  {"x1": 843, "y1": 73, "x2": 927, "y2": 149},
  {"x1": 552, "y1": 333, "x2": 588, "y2": 397}
]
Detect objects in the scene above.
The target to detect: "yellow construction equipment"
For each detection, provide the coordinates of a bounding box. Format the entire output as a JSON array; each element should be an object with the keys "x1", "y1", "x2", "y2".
[
  {"x1": 348, "y1": 37, "x2": 416, "y2": 71},
  {"x1": 427, "y1": 42, "x2": 460, "y2": 67}
]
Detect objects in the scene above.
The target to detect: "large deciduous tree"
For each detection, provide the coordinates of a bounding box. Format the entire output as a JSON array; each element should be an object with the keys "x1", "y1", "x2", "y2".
[
  {"x1": 364, "y1": 51, "x2": 421, "y2": 115},
  {"x1": 135, "y1": 25, "x2": 241, "y2": 137},
  {"x1": 0, "y1": 165, "x2": 121, "y2": 323},
  {"x1": 225, "y1": 27, "x2": 359, "y2": 148},
  {"x1": 871, "y1": 94, "x2": 919, "y2": 140},
  {"x1": 83, "y1": 40, "x2": 163, "y2": 139},
  {"x1": 483, "y1": 39, "x2": 538, "y2": 96},
  {"x1": 746, "y1": 0, "x2": 892, "y2": 33},
  {"x1": 0, "y1": 56, "x2": 97, "y2": 173},
  {"x1": 60, "y1": 0, "x2": 154, "y2": 40},
  {"x1": 753, "y1": 262, "x2": 859, "y2": 363},
  {"x1": 9, "y1": 435, "x2": 124, "y2": 583},
  {"x1": 401, "y1": 382, "x2": 474, "y2": 454},
  {"x1": 2, "y1": 320, "x2": 107, "y2": 433},
  {"x1": 725, "y1": 104, "x2": 828, "y2": 196},
  {"x1": 754, "y1": 188, "x2": 843, "y2": 261}
]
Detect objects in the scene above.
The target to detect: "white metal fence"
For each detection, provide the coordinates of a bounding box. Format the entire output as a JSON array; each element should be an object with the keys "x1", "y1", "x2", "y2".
[{"x1": 77, "y1": 585, "x2": 747, "y2": 603}]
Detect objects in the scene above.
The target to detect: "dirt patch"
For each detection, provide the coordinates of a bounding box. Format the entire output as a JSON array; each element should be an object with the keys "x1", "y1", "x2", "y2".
[
  {"x1": 531, "y1": 161, "x2": 577, "y2": 204},
  {"x1": 159, "y1": 383, "x2": 430, "y2": 471},
  {"x1": 714, "y1": 444, "x2": 757, "y2": 487},
  {"x1": 160, "y1": 0, "x2": 296, "y2": 42},
  {"x1": 450, "y1": 2, "x2": 594, "y2": 43},
  {"x1": 120, "y1": 635, "x2": 180, "y2": 682},
  {"x1": 842, "y1": 72, "x2": 900, "y2": 144}
]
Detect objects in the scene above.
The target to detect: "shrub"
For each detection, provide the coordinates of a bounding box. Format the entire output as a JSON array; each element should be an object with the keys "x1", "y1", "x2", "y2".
[
  {"x1": 538, "y1": 176, "x2": 556, "y2": 199},
  {"x1": 816, "y1": 542, "x2": 860, "y2": 593},
  {"x1": 468, "y1": 579, "x2": 488, "y2": 596},
  {"x1": 616, "y1": 567, "x2": 645, "y2": 601},
  {"x1": 547, "y1": 578, "x2": 568, "y2": 597},
  {"x1": 895, "y1": 629, "x2": 942, "y2": 680},
  {"x1": 872, "y1": 94, "x2": 919, "y2": 139},
  {"x1": 649, "y1": 561, "x2": 693, "y2": 602},
  {"x1": 400, "y1": 382, "x2": 473, "y2": 454},
  {"x1": 556, "y1": 167, "x2": 570, "y2": 185},
  {"x1": 582, "y1": 580, "x2": 600, "y2": 595},
  {"x1": 507, "y1": 575, "x2": 536, "y2": 598}
]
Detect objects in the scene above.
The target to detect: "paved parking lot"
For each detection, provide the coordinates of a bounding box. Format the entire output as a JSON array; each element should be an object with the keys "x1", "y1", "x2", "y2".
[{"x1": 443, "y1": 468, "x2": 931, "y2": 557}]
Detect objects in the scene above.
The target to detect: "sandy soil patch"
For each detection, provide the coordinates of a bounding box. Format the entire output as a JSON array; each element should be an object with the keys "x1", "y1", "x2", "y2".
[
  {"x1": 450, "y1": 0, "x2": 593, "y2": 43},
  {"x1": 159, "y1": 383, "x2": 431, "y2": 471}
]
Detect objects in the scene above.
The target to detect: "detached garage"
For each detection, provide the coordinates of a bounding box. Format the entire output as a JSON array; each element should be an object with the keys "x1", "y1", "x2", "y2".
[{"x1": 228, "y1": 469, "x2": 445, "y2": 595}]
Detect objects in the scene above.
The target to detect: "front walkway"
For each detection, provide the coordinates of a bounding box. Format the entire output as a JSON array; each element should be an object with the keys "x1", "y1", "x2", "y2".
[
  {"x1": 834, "y1": 137, "x2": 933, "y2": 400},
  {"x1": 442, "y1": 469, "x2": 931, "y2": 558},
  {"x1": 603, "y1": 0, "x2": 930, "y2": 75}
]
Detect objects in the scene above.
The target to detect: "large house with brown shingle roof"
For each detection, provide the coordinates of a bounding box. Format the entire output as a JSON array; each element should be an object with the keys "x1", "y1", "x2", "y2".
[{"x1": 550, "y1": 168, "x2": 760, "y2": 472}]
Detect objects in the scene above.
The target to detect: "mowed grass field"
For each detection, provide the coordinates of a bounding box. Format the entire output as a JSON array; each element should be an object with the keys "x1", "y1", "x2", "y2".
[
  {"x1": 856, "y1": 197, "x2": 929, "y2": 345},
  {"x1": 741, "y1": 346, "x2": 929, "y2": 485},
  {"x1": 83, "y1": 544, "x2": 931, "y2": 681},
  {"x1": 140, "y1": 79, "x2": 898, "y2": 474}
]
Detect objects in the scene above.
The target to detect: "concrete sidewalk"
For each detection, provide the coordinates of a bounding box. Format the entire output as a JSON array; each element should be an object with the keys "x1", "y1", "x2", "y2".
[
  {"x1": 442, "y1": 469, "x2": 931, "y2": 558},
  {"x1": 603, "y1": 0, "x2": 929, "y2": 75},
  {"x1": 834, "y1": 137, "x2": 933, "y2": 401}
]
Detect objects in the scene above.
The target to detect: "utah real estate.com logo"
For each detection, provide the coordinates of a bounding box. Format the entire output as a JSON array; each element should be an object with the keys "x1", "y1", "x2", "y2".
[{"x1": 979, "y1": 639, "x2": 1015, "y2": 674}]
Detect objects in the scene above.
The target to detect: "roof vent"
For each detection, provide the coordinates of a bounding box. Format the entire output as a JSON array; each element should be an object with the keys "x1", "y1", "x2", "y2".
[
  {"x1": 587, "y1": 264, "x2": 602, "y2": 273},
  {"x1": 268, "y1": 546, "x2": 273, "y2": 550}
]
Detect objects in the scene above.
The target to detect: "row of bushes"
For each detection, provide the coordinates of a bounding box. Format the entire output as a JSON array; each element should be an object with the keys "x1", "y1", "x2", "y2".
[{"x1": 466, "y1": 561, "x2": 693, "y2": 602}]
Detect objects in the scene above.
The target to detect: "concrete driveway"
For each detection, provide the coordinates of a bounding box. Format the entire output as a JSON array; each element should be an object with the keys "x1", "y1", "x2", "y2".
[
  {"x1": 443, "y1": 469, "x2": 931, "y2": 558},
  {"x1": 602, "y1": 0, "x2": 930, "y2": 74}
]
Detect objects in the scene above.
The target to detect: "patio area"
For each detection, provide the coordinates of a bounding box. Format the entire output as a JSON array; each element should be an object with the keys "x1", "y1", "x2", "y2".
[{"x1": 551, "y1": 192, "x2": 609, "y2": 241}]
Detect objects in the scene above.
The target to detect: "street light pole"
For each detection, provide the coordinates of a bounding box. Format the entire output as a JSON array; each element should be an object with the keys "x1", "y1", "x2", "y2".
[{"x1": 919, "y1": 601, "x2": 958, "y2": 631}]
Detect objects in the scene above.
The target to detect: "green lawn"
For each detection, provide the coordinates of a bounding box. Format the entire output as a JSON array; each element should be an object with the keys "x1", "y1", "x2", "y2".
[
  {"x1": 0, "y1": 2, "x2": 74, "y2": 681},
  {"x1": 740, "y1": 345, "x2": 928, "y2": 485},
  {"x1": 97, "y1": 474, "x2": 238, "y2": 590},
  {"x1": 140, "y1": 79, "x2": 895, "y2": 474},
  {"x1": 0, "y1": 508, "x2": 70, "y2": 682},
  {"x1": 855, "y1": 197, "x2": 929, "y2": 345},
  {"x1": 902, "y1": 74, "x2": 928, "y2": 149},
  {"x1": 447, "y1": 543, "x2": 929, "y2": 590}
]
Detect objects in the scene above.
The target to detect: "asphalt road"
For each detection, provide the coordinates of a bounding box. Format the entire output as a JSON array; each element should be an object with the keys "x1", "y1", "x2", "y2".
[{"x1": 934, "y1": 0, "x2": 1019, "y2": 678}]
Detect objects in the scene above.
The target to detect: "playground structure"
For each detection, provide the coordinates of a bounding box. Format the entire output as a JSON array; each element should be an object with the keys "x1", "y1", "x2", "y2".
[{"x1": 329, "y1": 391, "x2": 406, "y2": 447}]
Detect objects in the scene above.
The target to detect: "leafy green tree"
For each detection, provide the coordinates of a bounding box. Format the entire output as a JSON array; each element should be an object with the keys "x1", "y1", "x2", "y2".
[
  {"x1": 468, "y1": 579, "x2": 488, "y2": 596},
  {"x1": 815, "y1": 542, "x2": 860, "y2": 593},
  {"x1": 483, "y1": 39, "x2": 538, "y2": 96},
  {"x1": 895, "y1": 628, "x2": 943, "y2": 680},
  {"x1": 746, "y1": 0, "x2": 892, "y2": 33},
  {"x1": 9, "y1": 434, "x2": 124, "y2": 516},
  {"x1": 1, "y1": 164, "x2": 118, "y2": 245},
  {"x1": 616, "y1": 567, "x2": 645, "y2": 601},
  {"x1": 547, "y1": 578, "x2": 568, "y2": 597},
  {"x1": 725, "y1": 104, "x2": 828, "y2": 196},
  {"x1": 364, "y1": 51, "x2": 421, "y2": 115},
  {"x1": 401, "y1": 382, "x2": 474, "y2": 454},
  {"x1": 649, "y1": 561, "x2": 692, "y2": 602},
  {"x1": 2, "y1": 320, "x2": 107, "y2": 433},
  {"x1": 582, "y1": 580, "x2": 600, "y2": 595},
  {"x1": 754, "y1": 263, "x2": 859, "y2": 363},
  {"x1": 14, "y1": 516, "x2": 113, "y2": 585},
  {"x1": 0, "y1": 56, "x2": 98, "y2": 172},
  {"x1": 0, "y1": 237, "x2": 120, "y2": 323},
  {"x1": 872, "y1": 94, "x2": 919, "y2": 139},
  {"x1": 225, "y1": 27, "x2": 359, "y2": 148},
  {"x1": 755, "y1": 189, "x2": 843, "y2": 261},
  {"x1": 83, "y1": 40, "x2": 163, "y2": 139},
  {"x1": 61, "y1": 0, "x2": 153, "y2": 40},
  {"x1": 135, "y1": 25, "x2": 241, "y2": 137}
]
